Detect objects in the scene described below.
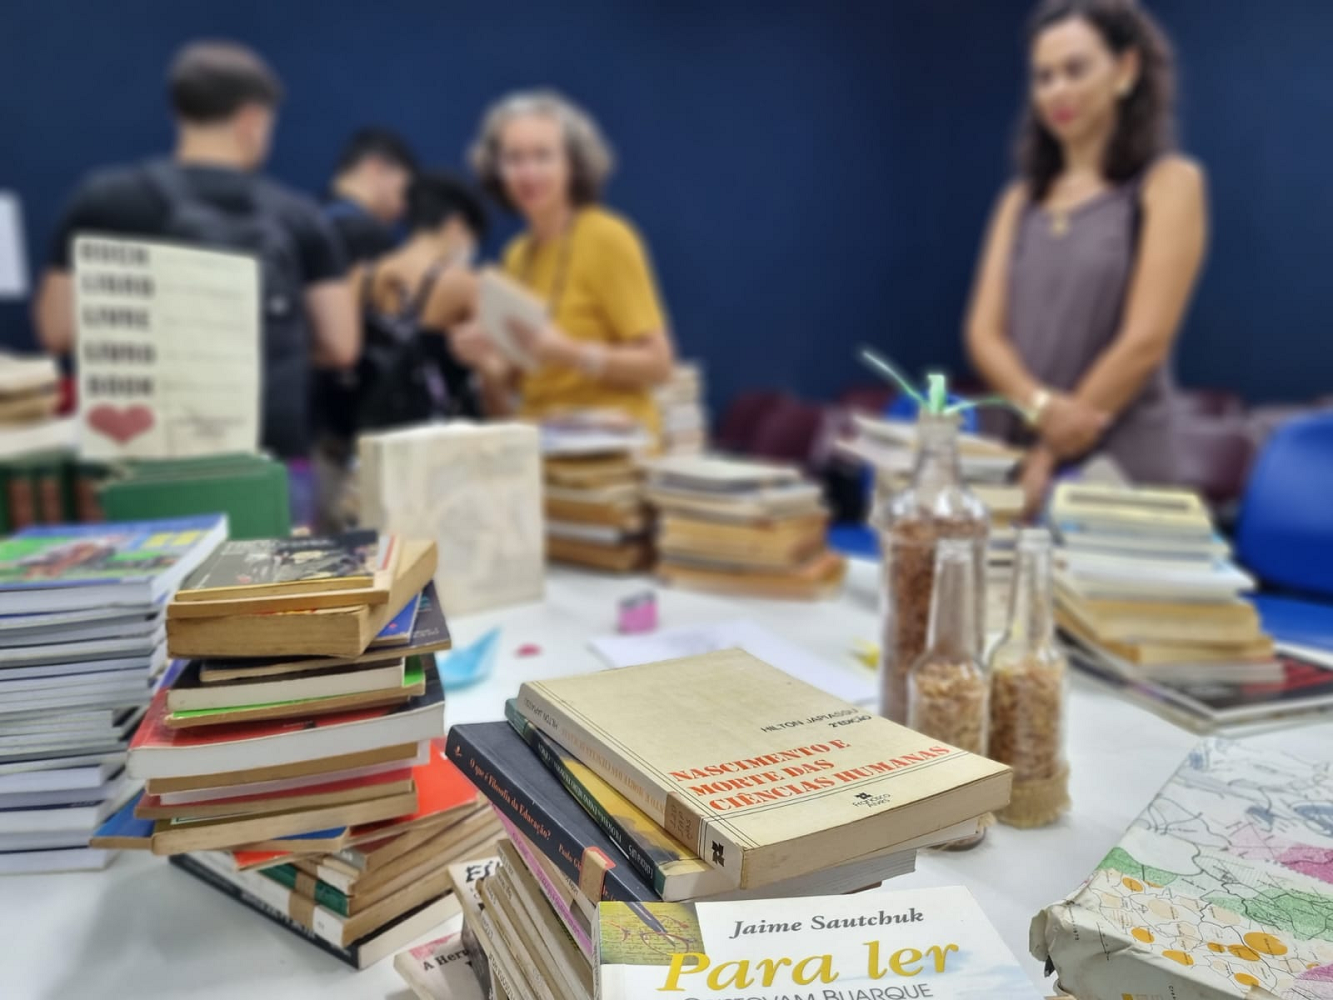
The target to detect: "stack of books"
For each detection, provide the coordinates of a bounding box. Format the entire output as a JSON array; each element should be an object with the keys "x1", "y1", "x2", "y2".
[
  {"x1": 1051, "y1": 483, "x2": 1276, "y2": 685},
  {"x1": 653, "y1": 361, "x2": 707, "y2": 455},
  {"x1": 0, "y1": 515, "x2": 226, "y2": 874},
  {"x1": 99, "y1": 532, "x2": 501, "y2": 967},
  {"x1": 439, "y1": 649, "x2": 1012, "y2": 999},
  {"x1": 644, "y1": 455, "x2": 845, "y2": 599},
  {"x1": 0, "y1": 354, "x2": 62, "y2": 432},
  {"x1": 541, "y1": 414, "x2": 651, "y2": 573},
  {"x1": 0, "y1": 353, "x2": 86, "y2": 531},
  {"x1": 839, "y1": 413, "x2": 1024, "y2": 626}
]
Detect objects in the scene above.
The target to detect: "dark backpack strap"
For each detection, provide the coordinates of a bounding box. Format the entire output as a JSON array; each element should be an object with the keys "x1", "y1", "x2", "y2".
[
  {"x1": 402, "y1": 258, "x2": 452, "y2": 323},
  {"x1": 142, "y1": 159, "x2": 198, "y2": 220}
]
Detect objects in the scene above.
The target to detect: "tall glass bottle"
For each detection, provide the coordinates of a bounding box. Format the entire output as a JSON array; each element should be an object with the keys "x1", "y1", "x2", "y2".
[
  {"x1": 877, "y1": 412, "x2": 989, "y2": 723},
  {"x1": 907, "y1": 537, "x2": 990, "y2": 850},
  {"x1": 988, "y1": 527, "x2": 1070, "y2": 828}
]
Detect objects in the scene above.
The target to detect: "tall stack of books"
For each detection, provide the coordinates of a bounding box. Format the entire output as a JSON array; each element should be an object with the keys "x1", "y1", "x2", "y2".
[
  {"x1": 653, "y1": 361, "x2": 707, "y2": 455},
  {"x1": 541, "y1": 415, "x2": 651, "y2": 573},
  {"x1": 645, "y1": 454, "x2": 845, "y2": 599},
  {"x1": 840, "y1": 413, "x2": 1024, "y2": 627},
  {"x1": 0, "y1": 515, "x2": 226, "y2": 873},
  {"x1": 438, "y1": 650, "x2": 1012, "y2": 1000},
  {"x1": 1052, "y1": 483, "x2": 1277, "y2": 685},
  {"x1": 99, "y1": 532, "x2": 501, "y2": 967}
]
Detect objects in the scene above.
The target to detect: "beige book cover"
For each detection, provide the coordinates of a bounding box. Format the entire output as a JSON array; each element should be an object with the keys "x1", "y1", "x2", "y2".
[
  {"x1": 518, "y1": 650, "x2": 1011, "y2": 889},
  {"x1": 360, "y1": 422, "x2": 544, "y2": 617}
]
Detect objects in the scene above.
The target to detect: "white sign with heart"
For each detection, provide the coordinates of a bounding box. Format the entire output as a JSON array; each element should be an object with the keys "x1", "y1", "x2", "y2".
[{"x1": 73, "y1": 235, "x2": 260, "y2": 460}]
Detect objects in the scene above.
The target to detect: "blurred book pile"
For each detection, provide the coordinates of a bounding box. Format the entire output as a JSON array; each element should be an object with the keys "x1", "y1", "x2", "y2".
[
  {"x1": 841, "y1": 413, "x2": 1024, "y2": 627},
  {"x1": 430, "y1": 650, "x2": 1009, "y2": 1000},
  {"x1": 1052, "y1": 483, "x2": 1333, "y2": 729},
  {"x1": 653, "y1": 361, "x2": 707, "y2": 456},
  {"x1": 645, "y1": 454, "x2": 844, "y2": 599},
  {"x1": 96, "y1": 531, "x2": 500, "y2": 967},
  {"x1": 540, "y1": 412, "x2": 651, "y2": 573},
  {"x1": 0, "y1": 515, "x2": 225, "y2": 874},
  {"x1": 0, "y1": 353, "x2": 88, "y2": 531}
]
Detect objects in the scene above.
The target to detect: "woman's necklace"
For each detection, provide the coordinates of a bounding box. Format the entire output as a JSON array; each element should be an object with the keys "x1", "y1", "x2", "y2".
[{"x1": 1049, "y1": 207, "x2": 1071, "y2": 238}]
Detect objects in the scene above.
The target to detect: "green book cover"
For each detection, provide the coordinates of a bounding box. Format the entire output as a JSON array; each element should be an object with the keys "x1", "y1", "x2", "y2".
[
  {"x1": 169, "y1": 660, "x2": 426, "y2": 720},
  {"x1": 100, "y1": 459, "x2": 289, "y2": 540},
  {"x1": 259, "y1": 862, "x2": 352, "y2": 917}
]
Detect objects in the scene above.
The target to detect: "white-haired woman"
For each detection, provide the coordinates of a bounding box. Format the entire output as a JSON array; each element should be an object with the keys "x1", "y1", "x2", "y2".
[{"x1": 454, "y1": 89, "x2": 675, "y2": 432}]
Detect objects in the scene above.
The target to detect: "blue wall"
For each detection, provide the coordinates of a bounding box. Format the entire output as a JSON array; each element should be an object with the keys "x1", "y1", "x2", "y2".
[{"x1": 2, "y1": 0, "x2": 1329, "y2": 414}]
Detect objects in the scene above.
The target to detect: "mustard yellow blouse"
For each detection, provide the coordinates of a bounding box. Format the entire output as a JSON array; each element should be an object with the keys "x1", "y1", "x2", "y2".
[{"x1": 501, "y1": 206, "x2": 666, "y2": 434}]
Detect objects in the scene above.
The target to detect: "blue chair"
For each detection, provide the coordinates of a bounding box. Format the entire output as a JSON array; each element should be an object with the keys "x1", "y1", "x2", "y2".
[{"x1": 1236, "y1": 412, "x2": 1333, "y2": 599}]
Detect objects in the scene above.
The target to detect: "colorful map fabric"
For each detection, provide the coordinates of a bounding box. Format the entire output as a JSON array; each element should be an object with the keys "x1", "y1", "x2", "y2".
[{"x1": 1032, "y1": 738, "x2": 1333, "y2": 999}]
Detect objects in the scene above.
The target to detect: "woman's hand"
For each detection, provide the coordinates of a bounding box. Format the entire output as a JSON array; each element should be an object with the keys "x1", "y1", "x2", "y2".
[
  {"x1": 1038, "y1": 392, "x2": 1110, "y2": 459},
  {"x1": 449, "y1": 320, "x2": 511, "y2": 381},
  {"x1": 507, "y1": 317, "x2": 583, "y2": 370},
  {"x1": 1019, "y1": 445, "x2": 1058, "y2": 522}
]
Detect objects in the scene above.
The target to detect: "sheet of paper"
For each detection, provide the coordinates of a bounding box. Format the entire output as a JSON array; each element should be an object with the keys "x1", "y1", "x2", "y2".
[
  {"x1": 0, "y1": 192, "x2": 28, "y2": 299},
  {"x1": 74, "y1": 235, "x2": 260, "y2": 460},
  {"x1": 589, "y1": 618, "x2": 877, "y2": 705}
]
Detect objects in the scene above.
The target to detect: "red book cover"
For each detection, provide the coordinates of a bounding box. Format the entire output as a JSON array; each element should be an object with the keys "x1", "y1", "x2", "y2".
[
  {"x1": 229, "y1": 745, "x2": 477, "y2": 868},
  {"x1": 348, "y1": 743, "x2": 479, "y2": 838}
]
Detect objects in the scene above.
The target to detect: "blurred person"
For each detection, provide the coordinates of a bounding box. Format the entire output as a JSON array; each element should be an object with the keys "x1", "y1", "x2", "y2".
[
  {"x1": 455, "y1": 89, "x2": 674, "y2": 432},
  {"x1": 324, "y1": 127, "x2": 418, "y2": 263},
  {"x1": 965, "y1": 0, "x2": 1207, "y2": 514},
  {"x1": 313, "y1": 171, "x2": 488, "y2": 530},
  {"x1": 34, "y1": 40, "x2": 357, "y2": 459}
]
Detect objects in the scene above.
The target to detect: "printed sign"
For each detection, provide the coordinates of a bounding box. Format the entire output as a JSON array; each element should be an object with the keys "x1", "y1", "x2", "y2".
[{"x1": 74, "y1": 235, "x2": 260, "y2": 459}]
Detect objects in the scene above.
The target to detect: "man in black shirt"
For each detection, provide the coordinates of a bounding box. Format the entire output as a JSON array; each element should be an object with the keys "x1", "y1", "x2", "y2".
[
  {"x1": 33, "y1": 41, "x2": 358, "y2": 459},
  {"x1": 324, "y1": 128, "x2": 418, "y2": 264}
]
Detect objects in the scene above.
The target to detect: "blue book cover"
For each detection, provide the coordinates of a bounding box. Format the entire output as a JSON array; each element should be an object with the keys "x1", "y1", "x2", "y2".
[
  {"x1": 370, "y1": 592, "x2": 421, "y2": 648},
  {"x1": 90, "y1": 790, "x2": 154, "y2": 848},
  {"x1": 0, "y1": 515, "x2": 227, "y2": 592},
  {"x1": 446, "y1": 721, "x2": 656, "y2": 902}
]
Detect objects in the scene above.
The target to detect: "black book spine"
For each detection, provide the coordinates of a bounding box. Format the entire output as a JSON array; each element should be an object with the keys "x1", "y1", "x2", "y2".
[
  {"x1": 168, "y1": 854, "x2": 360, "y2": 968},
  {"x1": 445, "y1": 725, "x2": 652, "y2": 902}
]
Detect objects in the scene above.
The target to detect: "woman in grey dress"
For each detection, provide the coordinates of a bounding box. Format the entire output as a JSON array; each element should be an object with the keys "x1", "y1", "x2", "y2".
[{"x1": 967, "y1": 0, "x2": 1207, "y2": 514}]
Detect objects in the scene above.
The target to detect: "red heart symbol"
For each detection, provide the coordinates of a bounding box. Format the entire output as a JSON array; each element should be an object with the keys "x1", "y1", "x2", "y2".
[{"x1": 87, "y1": 403, "x2": 155, "y2": 444}]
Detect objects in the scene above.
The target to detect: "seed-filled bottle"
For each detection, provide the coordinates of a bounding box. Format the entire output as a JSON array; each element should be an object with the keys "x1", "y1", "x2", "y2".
[{"x1": 988, "y1": 527, "x2": 1070, "y2": 828}]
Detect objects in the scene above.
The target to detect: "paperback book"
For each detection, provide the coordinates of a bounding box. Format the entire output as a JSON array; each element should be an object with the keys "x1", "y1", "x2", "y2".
[
  {"x1": 516, "y1": 649, "x2": 1011, "y2": 888},
  {"x1": 597, "y1": 886, "x2": 1040, "y2": 999}
]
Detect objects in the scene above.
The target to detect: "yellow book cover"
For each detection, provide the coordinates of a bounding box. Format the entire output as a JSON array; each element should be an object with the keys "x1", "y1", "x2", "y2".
[{"x1": 517, "y1": 650, "x2": 1011, "y2": 889}]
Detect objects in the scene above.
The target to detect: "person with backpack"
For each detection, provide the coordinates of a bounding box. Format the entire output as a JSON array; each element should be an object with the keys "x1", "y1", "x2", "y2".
[
  {"x1": 311, "y1": 171, "x2": 489, "y2": 530},
  {"x1": 34, "y1": 40, "x2": 359, "y2": 460}
]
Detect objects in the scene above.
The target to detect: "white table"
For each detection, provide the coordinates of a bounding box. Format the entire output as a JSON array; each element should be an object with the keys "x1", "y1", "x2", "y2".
[{"x1": 5, "y1": 565, "x2": 1331, "y2": 999}]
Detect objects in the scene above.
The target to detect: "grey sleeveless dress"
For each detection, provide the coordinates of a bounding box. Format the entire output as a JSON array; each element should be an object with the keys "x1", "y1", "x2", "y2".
[{"x1": 998, "y1": 173, "x2": 1180, "y2": 483}]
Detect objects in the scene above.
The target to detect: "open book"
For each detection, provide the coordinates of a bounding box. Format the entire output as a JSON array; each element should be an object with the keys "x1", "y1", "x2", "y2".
[{"x1": 477, "y1": 268, "x2": 543, "y2": 371}]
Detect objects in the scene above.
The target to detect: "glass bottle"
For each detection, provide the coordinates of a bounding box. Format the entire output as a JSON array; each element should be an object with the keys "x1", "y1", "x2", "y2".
[
  {"x1": 988, "y1": 527, "x2": 1071, "y2": 828},
  {"x1": 876, "y1": 411, "x2": 989, "y2": 723},
  {"x1": 907, "y1": 537, "x2": 990, "y2": 850}
]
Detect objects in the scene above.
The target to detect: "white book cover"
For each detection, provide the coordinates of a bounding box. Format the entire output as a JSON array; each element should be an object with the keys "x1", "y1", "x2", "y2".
[
  {"x1": 477, "y1": 268, "x2": 541, "y2": 371},
  {"x1": 74, "y1": 235, "x2": 260, "y2": 460},
  {"x1": 393, "y1": 915, "x2": 486, "y2": 1000},
  {"x1": 359, "y1": 422, "x2": 544, "y2": 617},
  {"x1": 597, "y1": 885, "x2": 1040, "y2": 999}
]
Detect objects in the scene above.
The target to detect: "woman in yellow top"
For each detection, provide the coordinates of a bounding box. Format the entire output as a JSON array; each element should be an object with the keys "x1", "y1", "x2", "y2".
[{"x1": 455, "y1": 89, "x2": 675, "y2": 432}]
